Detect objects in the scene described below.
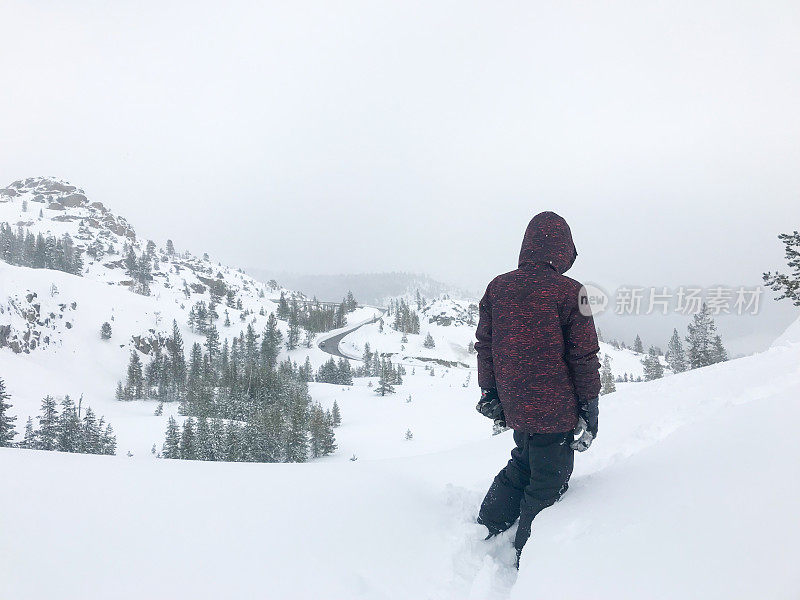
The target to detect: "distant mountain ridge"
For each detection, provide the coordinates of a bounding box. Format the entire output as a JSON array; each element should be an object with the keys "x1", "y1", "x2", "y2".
[{"x1": 245, "y1": 270, "x2": 475, "y2": 306}]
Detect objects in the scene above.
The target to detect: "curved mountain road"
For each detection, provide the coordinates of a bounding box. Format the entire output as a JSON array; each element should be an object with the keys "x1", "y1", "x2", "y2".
[{"x1": 317, "y1": 310, "x2": 383, "y2": 360}]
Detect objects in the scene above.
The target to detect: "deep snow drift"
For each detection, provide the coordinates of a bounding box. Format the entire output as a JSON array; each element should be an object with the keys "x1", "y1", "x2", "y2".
[{"x1": 3, "y1": 317, "x2": 799, "y2": 600}]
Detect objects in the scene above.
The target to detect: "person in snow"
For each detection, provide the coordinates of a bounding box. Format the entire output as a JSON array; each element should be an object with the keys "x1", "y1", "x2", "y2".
[{"x1": 474, "y1": 211, "x2": 601, "y2": 568}]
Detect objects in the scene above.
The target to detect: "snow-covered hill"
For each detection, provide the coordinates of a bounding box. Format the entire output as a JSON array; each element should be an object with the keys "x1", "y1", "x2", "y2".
[
  {"x1": 339, "y1": 293, "x2": 664, "y2": 381},
  {"x1": 3, "y1": 315, "x2": 798, "y2": 599},
  {"x1": 0, "y1": 177, "x2": 381, "y2": 455}
]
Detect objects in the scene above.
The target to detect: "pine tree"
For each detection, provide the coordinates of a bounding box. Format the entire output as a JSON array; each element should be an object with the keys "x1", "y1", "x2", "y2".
[
  {"x1": 37, "y1": 395, "x2": 59, "y2": 450},
  {"x1": 711, "y1": 335, "x2": 728, "y2": 364},
  {"x1": 81, "y1": 407, "x2": 101, "y2": 454},
  {"x1": 642, "y1": 348, "x2": 664, "y2": 381},
  {"x1": 337, "y1": 358, "x2": 353, "y2": 385},
  {"x1": 0, "y1": 377, "x2": 17, "y2": 447},
  {"x1": 223, "y1": 421, "x2": 242, "y2": 462},
  {"x1": 101, "y1": 423, "x2": 117, "y2": 455},
  {"x1": 179, "y1": 418, "x2": 196, "y2": 460},
  {"x1": 285, "y1": 400, "x2": 309, "y2": 463},
  {"x1": 331, "y1": 400, "x2": 342, "y2": 427},
  {"x1": 100, "y1": 322, "x2": 112, "y2": 340},
  {"x1": 405, "y1": 428, "x2": 413, "y2": 441},
  {"x1": 125, "y1": 350, "x2": 145, "y2": 399},
  {"x1": 633, "y1": 335, "x2": 644, "y2": 353},
  {"x1": 205, "y1": 324, "x2": 220, "y2": 360},
  {"x1": 362, "y1": 342, "x2": 373, "y2": 373},
  {"x1": 376, "y1": 359, "x2": 396, "y2": 396},
  {"x1": 763, "y1": 230, "x2": 800, "y2": 305},
  {"x1": 277, "y1": 292, "x2": 290, "y2": 320},
  {"x1": 308, "y1": 405, "x2": 323, "y2": 458},
  {"x1": 686, "y1": 304, "x2": 717, "y2": 369},
  {"x1": 600, "y1": 355, "x2": 616, "y2": 394},
  {"x1": 21, "y1": 417, "x2": 36, "y2": 449},
  {"x1": 666, "y1": 328, "x2": 687, "y2": 373},
  {"x1": 423, "y1": 333, "x2": 435, "y2": 349},
  {"x1": 162, "y1": 416, "x2": 180, "y2": 458},
  {"x1": 262, "y1": 314, "x2": 283, "y2": 369},
  {"x1": 195, "y1": 417, "x2": 214, "y2": 461},
  {"x1": 319, "y1": 410, "x2": 337, "y2": 456},
  {"x1": 286, "y1": 311, "x2": 300, "y2": 350},
  {"x1": 56, "y1": 396, "x2": 82, "y2": 452},
  {"x1": 168, "y1": 320, "x2": 186, "y2": 400},
  {"x1": 300, "y1": 356, "x2": 314, "y2": 382}
]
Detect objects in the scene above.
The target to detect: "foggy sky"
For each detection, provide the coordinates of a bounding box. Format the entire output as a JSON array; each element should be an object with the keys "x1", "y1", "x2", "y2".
[{"x1": 2, "y1": 1, "x2": 799, "y2": 352}]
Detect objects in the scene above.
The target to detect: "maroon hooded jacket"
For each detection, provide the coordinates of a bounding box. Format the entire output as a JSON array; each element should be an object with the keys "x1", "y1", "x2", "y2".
[{"x1": 475, "y1": 212, "x2": 601, "y2": 434}]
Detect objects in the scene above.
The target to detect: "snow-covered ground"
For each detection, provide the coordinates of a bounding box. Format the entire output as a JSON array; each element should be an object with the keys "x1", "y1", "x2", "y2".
[
  {"x1": 3, "y1": 176, "x2": 799, "y2": 599},
  {"x1": 3, "y1": 314, "x2": 799, "y2": 599}
]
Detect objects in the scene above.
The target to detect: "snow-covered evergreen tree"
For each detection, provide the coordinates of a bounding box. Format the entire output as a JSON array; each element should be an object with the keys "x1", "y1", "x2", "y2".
[
  {"x1": 686, "y1": 304, "x2": 717, "y2": 369},
  {"x1": 21, "y1": 417, "x2": 36, "y2": 449},
  {"x1": 376, "y1": 359, "x2": 396, "y2": 396},
  {"x1": 179, "y1": 418, "x2": 196, "y2": 460},
  {"x1": 125, "y1": 350, "x2": 145, "y2": 399},
  {"x1": 763, "y1": 230, "x2": 800, "y2": 305},
  {"x1": 600, "y1": 355, "x2": 616, "y2": 394},
  {"x1": 642, "y1": 348, "x2": 664, "y2": 381},
  {"x1": 711, "y1": 335, "x2": 728, "y2": 364},
  {"x1": 0, "y1": 377, "x2": 17, "y2": 447},
  {"x1": 81, "y1": 407, "x2": 101, "y2": 454},
  {"x1": 162, "y1": 416, "x2": 180, "y2": 459},
  {"x1": 37, "y1": 395, "x2": 59, "y2": 450},
  {"x1": 666, "y1": 328, "x2": 687, "y2": 373},
  {"x1": 56, "y1": 396, "x2": 82, "y2": 453}
]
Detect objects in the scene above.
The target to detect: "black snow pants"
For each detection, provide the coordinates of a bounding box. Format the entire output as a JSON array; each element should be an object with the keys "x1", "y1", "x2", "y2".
[{"x1": 477, "y1": 429, "x2": 574, "y2": 551}]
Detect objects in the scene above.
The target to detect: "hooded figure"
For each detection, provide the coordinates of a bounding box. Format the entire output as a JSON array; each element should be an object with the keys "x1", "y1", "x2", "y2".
[{"x1": 474, "y1": 211, "x2": 600, "y2": 564}]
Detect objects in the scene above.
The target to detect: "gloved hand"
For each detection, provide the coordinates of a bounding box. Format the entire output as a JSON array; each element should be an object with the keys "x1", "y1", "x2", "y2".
[
  {"x1": 476, "y1": 388, "x2": 505, "y2": 428},
  {"x1": 571, "y1": 397, "x2": 599, "y2": 452}
]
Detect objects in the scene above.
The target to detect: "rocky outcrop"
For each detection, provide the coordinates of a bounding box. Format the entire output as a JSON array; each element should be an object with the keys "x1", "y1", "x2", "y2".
[{"x1": 60, "y1": 193, "x2": 87, "y2": 207}]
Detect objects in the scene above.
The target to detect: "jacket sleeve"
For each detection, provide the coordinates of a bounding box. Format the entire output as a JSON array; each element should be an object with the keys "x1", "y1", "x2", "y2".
[
  {"x1": 561, "y1": 283, "x2": 601, "y2": 403},
  {"x1": 475, "y1": 283, "x2": 496, "y2": 390}
]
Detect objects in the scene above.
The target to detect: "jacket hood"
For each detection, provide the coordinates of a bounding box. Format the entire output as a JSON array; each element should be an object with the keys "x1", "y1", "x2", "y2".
[{"x1": 518, "y1": 211, "x2": 578, "y2": 274}]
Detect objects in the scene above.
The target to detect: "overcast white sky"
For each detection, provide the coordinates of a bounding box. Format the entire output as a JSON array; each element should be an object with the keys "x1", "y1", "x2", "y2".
[{"x1": 1, "y1": 1, "x2": 798, "y2": 351}]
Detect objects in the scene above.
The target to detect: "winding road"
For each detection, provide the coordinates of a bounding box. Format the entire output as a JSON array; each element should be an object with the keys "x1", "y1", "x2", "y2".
[{"x1": 317, "y1": 310, "x2": 383, "y2": 360}]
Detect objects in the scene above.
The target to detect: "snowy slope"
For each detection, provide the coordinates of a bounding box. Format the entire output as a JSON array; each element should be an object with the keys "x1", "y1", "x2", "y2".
[
  {"x1": 0, "y1": 177, "x2": 381, "y2": 455},
  {"x1": 339, "y1": 294, "x2": 661, "y2": 380},
  {"x1": 3, "y1": 317, "x2": 798, "y2": 599}
]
